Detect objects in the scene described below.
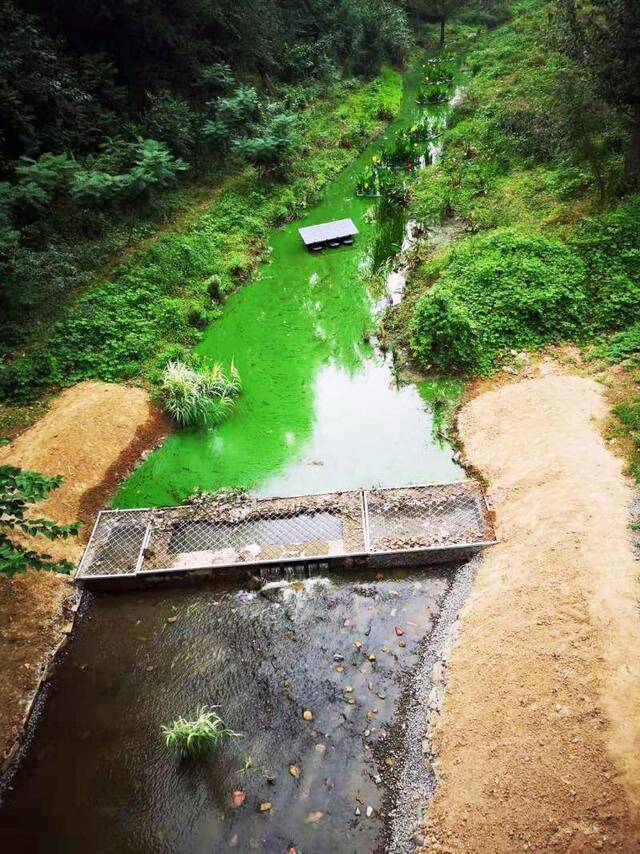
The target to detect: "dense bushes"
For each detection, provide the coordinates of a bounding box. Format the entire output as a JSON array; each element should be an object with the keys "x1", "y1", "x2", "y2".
[
  {"x1": 411, "y1": 230, "x2": 588, "y2": 372},
  {"x1": 410, "y1": 192, "x2": 640, "y2": 374},
  {"x1": 0, "y1": 69, "x2": 403, "y2": 402},
  {"x1": 0, "y1": 0, "x2": 411, "y2": 350},
  {"x1": 406, "y1": 0, "x2": 640, "y2": 375}
]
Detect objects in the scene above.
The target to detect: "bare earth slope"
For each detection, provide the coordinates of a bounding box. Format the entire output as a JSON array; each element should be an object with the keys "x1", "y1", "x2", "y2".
[
  {"x1": 423, "y1": 365, "x2": 640, "y2": 851},
  {"x1": 0, "y1": 381, "x2": 167, "y2": 764}
]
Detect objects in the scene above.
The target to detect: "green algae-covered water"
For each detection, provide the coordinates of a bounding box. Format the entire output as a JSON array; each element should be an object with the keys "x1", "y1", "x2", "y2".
[{"x1": 115, "y1": 69, "x2": 462, "y2": 509}]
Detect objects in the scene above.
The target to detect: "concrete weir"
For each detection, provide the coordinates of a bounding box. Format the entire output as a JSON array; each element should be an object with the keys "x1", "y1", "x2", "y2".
[{"x1": 75, "y1": 481, "x2": 496, "y2": 589}]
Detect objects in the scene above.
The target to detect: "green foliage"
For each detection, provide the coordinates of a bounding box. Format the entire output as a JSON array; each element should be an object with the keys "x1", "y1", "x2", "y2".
[
  {"x1": 232, "y1": 110, "x2": 299, "y2": 173},
  {"x1": 0, "y1": 465, "x2": 80, "y2": 577},
  {"x1": 417, "y1": 82, "x2": 450, "y2": 104},
  {"x1": 593, "y1": 325, "x2": 640, "y2": 364},
  {"x1": 0, "y1": 68, "x2": 402, "y2": 401},
  {"x1": 160, "y1": 360, "x2": 241, "y2": 428},
  {"x1": 410, "y1": 200, "x2": 640, "y2": 373},
  {"x1": 161, "y1": 706, "x2": 241, "y2": 759}
]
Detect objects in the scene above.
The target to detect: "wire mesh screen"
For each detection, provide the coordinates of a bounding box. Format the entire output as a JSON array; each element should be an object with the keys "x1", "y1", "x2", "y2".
[
  {"x1": 76, "y1": 483, "x2": 495, "y2": 582},
  {"x1": 140, "y1": 492, "x2": 364, "y2": 572},
  {"x1": 76, "y1": 510, "x2": 150, "y2": 578},
  {"x1": 366, "y1": 483, "x2": 491, "y2": 553}
]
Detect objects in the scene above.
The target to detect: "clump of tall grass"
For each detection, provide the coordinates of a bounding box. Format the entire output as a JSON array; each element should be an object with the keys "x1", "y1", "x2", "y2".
[
  {"x1": 161, "y1": 706, "x2": 241, "y2": 758},
  {"x1": 160, "y1": 359, "x2": 241, "y2": 428}
]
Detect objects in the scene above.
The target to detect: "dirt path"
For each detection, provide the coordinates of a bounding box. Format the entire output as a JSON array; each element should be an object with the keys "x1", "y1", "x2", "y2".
[
  {"x1": 0, "y1": 381, "x2": 168, "y2": 766},
  {"x1": 422, "y1": 363, "x2": 640, "y2": 851}
]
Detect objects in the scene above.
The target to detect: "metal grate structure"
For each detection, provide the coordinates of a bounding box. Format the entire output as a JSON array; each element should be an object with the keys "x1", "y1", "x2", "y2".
[{"x1": 75, "y1": 482, "x2": 496, "y2": 587}]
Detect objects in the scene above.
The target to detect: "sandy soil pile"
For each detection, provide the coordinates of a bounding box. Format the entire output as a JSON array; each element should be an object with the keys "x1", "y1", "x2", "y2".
[
  {"x1": 422, "y1": 364, "x2": 640, "y2": 851},
  {"x1": 0, "y1": 381, "x2": 167, "y2": 763},
  {"x1": 0, "y1": 381, "x2": 168, "y2": 562}
]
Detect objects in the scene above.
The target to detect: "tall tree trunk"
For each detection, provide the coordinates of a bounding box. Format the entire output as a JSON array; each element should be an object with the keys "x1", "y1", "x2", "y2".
[
  {"x1": 624, "y1": 106, "x2": 640, "y2": 187},
  {"x1": 440, "y1": 16, "x2": 446, "y2": 47}
]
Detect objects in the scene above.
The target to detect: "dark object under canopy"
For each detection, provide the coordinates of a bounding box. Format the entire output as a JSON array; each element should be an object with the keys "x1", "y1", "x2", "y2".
[{"x1": 298, "y1": 218, "x2": 359, "y2": 251}]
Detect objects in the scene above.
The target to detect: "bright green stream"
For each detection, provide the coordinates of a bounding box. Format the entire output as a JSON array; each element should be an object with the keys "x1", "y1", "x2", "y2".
[{"x1": 115, "y1": 69, "x2": 462, "y2": 508}]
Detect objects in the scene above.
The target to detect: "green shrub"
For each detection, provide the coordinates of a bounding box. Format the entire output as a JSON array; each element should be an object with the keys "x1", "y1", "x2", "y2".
[
  {"x1": 412, "y1": 288, "x2": 482, "y2": 372},
  {"x1": 593, "y1": 324, "x2": 640, "y2": 363},
  {"x1": 0, "y1": 465, "x2": 80, "y2": 577},
  {"x1": 160, "y1": 359, "x2": 241, "y2": 428},
  {"x1": 410, "y1": 229, "x2": 588, "y2": 373},
  {"x1": 161, "y1": 706, "x2": 241, "y2": 759}
]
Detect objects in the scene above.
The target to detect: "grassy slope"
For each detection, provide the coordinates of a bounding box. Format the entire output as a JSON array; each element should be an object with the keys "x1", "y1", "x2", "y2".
[
  {"x1": 397, "y1": 0, "x2": 640, "y2": 481},
  {"x1": 0, "y1": 67, "x2": 402, "y2": 424}
]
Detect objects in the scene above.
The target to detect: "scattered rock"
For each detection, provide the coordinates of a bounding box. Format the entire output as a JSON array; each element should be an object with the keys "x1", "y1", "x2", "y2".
[
  {"x1": 366, "y1": 806, "x2": 374, "y2": 818},
  {"x1": 259, "y1": 802, "x2": 272, "y2": 813},
  {"x1": 166, "y1": 616, "x2": 178, "y2": 624},
  {"x1": 289, "y1": 765, "x2": 301, "y2": 778},
  {"x1": 302, "y1": 710, "x2": 313, "y2": 721},
  {"x1": 231, "y1": 790, "x2": 246, "y2": 808},
  {"x1": 306, "y1": 811, "x2": 323, "y2": 824}
]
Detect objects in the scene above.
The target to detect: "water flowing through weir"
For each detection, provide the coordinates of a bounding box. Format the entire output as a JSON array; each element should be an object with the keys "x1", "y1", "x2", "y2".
[{"x1": 0, "y1": 61, "x2": 473, "y2": 854}]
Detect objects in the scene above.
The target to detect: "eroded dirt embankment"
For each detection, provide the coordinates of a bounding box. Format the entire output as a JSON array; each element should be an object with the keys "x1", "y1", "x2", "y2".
[
  {"x1": 0, "y1": 381, "x2": 168, "y2": 764},
  {"x1": 422, "y1": 364, "x2": 640, "y2": 851}
]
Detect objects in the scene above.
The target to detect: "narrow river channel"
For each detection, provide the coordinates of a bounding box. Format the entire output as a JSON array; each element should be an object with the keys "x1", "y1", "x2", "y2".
[
  {"x1": 114, "y1": 61, "x2": 462, "y2": 508},
  {"x1": 1, "y1": 61, "x2": 468, "y2": 854}
]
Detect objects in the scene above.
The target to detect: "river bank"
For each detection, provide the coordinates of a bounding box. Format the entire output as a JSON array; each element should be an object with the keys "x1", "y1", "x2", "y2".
[
  {"x1": 421, "y1": 358, "x2": 640, "y2": 851},
  {"x1": 0, "y1": 382, "x2": 168, "y2": 765}
]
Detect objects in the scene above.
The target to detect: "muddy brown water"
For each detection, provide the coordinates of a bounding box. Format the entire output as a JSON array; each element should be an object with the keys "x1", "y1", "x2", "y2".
[{"x1": 0, "y1": 568, "x2": 459, "y2": 853}]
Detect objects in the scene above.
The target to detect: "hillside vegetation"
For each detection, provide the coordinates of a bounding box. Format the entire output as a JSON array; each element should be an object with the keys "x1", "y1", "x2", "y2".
[
  {"x1": 0, "y1": 0, "x2": 412, "y2": 411},
  {"x1": 401, "y1": 0, "x2": 640, "y2": 478}
]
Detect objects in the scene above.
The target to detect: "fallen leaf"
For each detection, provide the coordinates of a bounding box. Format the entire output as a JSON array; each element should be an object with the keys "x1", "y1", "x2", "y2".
[
  {"x1": 398, "y1": 640, "x2": 406, "y2": 648},
  {"x1": 167, "y1": 616, "x2": 178, "y2": 624},
  {"x1": 289, "y1": 765, "x2": 301, "y2": 778},
  {"x1": 259, "y1": 802, "x2": 272, "y2": 812},
  {"x1": 231, "y1": 790, "x2": 246, "y2": 808},
  {"x1": 394, "y1": 626, "x2": 404, "y2": 637},
  {"x1": 306, "y1": 811, "x2": 323, "y2": 824},
  {"x1": 302, "y1": 710, "x2": 313, "y2": 721}
]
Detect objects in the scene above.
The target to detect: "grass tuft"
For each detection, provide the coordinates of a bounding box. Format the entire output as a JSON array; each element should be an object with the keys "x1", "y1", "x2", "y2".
[{"x1": 161, "y1": 706, "x2": 241, "y2": 758}]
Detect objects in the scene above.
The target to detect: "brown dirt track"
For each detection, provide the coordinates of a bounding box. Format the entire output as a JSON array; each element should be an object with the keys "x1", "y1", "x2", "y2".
[
  {"x1": 0, "y1": 381, "x2": 168, "y2": 763},
  {"x1": 422, "y1": 363, "x2": 640, "y2": 852}
]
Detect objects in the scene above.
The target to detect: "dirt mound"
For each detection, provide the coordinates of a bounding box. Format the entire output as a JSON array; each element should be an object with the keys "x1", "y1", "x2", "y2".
[
  {"x1": 0, "y1": 381, "x2": 168, "y2": 764},
  {"x1": 422, "y1": 365, "x2": 640, "y2": 851},
  {"x1": 0, "y1": 381, "x2": 168, "y2": 562}
]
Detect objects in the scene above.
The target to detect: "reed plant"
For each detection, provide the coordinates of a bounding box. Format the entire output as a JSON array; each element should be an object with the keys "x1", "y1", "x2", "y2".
[
  {"x1": 161, "y1": 706, "x2": 241, "y2": 758},
  {"x1": 160, "y1": 359, "x2": 241, "y2": 428}
]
